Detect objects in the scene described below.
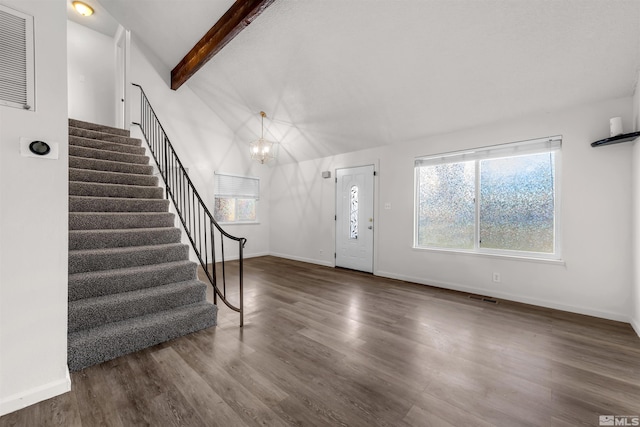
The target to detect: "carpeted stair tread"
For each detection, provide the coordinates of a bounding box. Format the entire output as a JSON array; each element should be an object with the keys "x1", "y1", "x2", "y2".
[
  {"x1": 69, "y1": 212, "x2": 175, "y2": 230},
  {"x1": 68, "y1": 301, "x2": 217, "y2": 371},
  {"x1": 70, "y1": 145, "x2": 150, "y2": 165},
  {"x1": 70, "y1": 195, "x2": 170, "y2": 213},
  {"x1": 68, "y1": 280, "x2": 208, "y2": 333},
  {"x1": 68, "y1": 260, "x2": 198, "y2": 300},
  {"x1": 70, "y1": 156, "x2": 154, "y2": 175},
  {"x1": 69, "y1": 126, "x2": 142, "y2": 146},
  {"x1": 69, "y1": 227, "x2": 181, "y2": 250},
  {"x1": 70, "y1": 135, "x2": 146, "y2": 155},
  {"x1": 69, "y1": 243, "x2": 190, "y2": 274},
  {"x1": 69, "y1": 181, "x2": 164, "y2": 199},
  {"x1": 69, "y1": 168, "x2": 159, "y2": 187},
  {"x1": 67, "y1": 119, "x2": 217, "y2": 372},
  {"x1": 69, "y1": 118, "x2": 130, "y2": 137}
]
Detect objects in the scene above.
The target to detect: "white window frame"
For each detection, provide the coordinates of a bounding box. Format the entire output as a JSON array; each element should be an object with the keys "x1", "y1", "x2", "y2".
[
  {"x1": 214, "y1": 172, "x2": 260, "y2": 224},
  {"x1": 414, "y1": 136, "x2": 562, "y2": 261},
  {"x1": 0, "y1": 4, "x2": 35, "y2": 111}
]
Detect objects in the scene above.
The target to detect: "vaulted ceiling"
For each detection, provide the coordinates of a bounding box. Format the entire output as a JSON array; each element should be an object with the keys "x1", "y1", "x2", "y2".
[{"x1": 76, "y1": 0, "x2": 640, "y2": 164}]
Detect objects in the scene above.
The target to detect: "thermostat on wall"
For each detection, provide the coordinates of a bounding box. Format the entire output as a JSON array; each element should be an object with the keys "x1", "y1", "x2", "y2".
[{"x1": 20, "y1": 137, "x2": 59, "y2": 159}]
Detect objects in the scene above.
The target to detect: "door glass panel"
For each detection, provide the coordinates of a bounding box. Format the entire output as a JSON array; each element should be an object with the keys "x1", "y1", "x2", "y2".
[{"x1": 350, "y1": 185, "x2": 358, "y2": 239}]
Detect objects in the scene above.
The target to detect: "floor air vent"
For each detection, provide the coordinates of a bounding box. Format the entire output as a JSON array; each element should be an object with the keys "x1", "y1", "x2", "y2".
[{"x1": 468, "y1": 295, "x2": 498, "y2": 304}]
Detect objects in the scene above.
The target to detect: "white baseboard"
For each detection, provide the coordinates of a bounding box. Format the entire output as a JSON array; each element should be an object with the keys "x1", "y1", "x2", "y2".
[
  {"x1": 0, "y1": 367, "x2": 71, "y2": 416},
  {"x1": 631, "y1": 317, "x2": 640, "y2": 338},
  {"x1": 198, "y1": 252, "x2": 271, "y2": 265},
  {"x1": 213, "y1": 251, "x2": 270, "y2": 262},
  {"x1": 244, "y1": 251, "x2": 270, "y2": 260},
  {"x1": 375, "y1": 270, "x2": 630, "y2": 324},
  {"x1": 269, "y1": 252, "x2": 334, "y2": 268}
]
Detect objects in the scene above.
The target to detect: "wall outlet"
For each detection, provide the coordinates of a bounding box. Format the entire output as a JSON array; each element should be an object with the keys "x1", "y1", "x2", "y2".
[{"x1": 492, "y1": 272, "x2": 501, "y2": 283}]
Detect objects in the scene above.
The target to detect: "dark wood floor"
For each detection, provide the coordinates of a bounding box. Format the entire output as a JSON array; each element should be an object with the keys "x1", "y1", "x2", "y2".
[{"x1": 2, "y1": 256, "x2": 640, "y2": 426}]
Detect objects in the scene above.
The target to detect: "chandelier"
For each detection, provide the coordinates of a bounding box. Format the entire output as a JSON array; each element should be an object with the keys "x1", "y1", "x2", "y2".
[{"x1": 250, "y1": 111, "x2": 276, "y2": 164}]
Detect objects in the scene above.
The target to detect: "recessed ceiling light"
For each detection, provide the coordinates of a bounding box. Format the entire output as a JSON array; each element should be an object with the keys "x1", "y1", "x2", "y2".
[{"x1": 72, "y1": 1, "x2": 94, "y2": 17}]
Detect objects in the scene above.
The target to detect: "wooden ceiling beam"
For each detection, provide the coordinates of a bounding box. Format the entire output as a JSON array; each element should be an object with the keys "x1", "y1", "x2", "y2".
[{"x1": 170, "y1": 0, "x2": 275, "y2": 90}]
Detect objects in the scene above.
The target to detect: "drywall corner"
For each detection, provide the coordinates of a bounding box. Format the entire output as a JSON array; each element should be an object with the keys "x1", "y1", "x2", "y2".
[
  {"x1": 0, "y1": 0, "x2": 69, "y2": 416},
  {"x1": 0, "y1": 369, "x2": 70, "y2": 416}
]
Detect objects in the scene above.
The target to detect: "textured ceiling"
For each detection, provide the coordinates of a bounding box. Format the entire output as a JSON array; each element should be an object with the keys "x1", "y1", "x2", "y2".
[
  {"x1": 97, "y1": 0, "x2": 640, "y2": 164},
  {"x1": 97, "y1": 0, "x2": 236, "y2": 67}
]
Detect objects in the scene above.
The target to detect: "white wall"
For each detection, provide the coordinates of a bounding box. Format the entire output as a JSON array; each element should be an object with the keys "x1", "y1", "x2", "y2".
[
  {"x1": 271, "y1": 97, "x2": 634, "y2": 323},
  {"x1": 0, "y1": 0, "x2": 69, "y2": 415},
  {"x1": 632, "y1": 142, "x2": 640, "y2": 336},
  {"x1": 129, "y1": 38, "x2": 271, "y2": 260},
  {"x1": 631, "y1": 75, "x2": 640, "y2": 337},
  {"x1": 67, "y1": 20, "x2": 115, "y2": 127}
]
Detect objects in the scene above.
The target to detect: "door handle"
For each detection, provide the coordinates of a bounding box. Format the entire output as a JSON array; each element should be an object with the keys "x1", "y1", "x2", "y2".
[{"x1": 368, "y1": 226, "x2": 373, "y2": 229}]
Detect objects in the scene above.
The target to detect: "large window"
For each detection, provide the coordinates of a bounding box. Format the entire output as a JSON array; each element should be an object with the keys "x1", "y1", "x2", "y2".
[
  {"x1": 214, "y1": 173, "x2": 259, "y2": 223},
  {"x1": 415, "y1": 136, "x2": 561, "y2": 258}
]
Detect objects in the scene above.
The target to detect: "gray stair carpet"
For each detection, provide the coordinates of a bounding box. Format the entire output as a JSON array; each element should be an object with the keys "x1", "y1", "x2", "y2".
[{"x1": 68, "y1": 118, "x2": 216, "y2": 372}]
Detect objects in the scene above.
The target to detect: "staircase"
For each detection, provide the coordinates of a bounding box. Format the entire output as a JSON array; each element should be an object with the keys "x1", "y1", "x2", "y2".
[{"x1": 67, "y1": 118, "x2": 217, "y2": 372}]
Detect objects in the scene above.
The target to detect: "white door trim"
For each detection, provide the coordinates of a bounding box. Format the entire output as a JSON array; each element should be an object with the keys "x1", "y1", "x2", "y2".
[
  {"x1": 114, "y1": 26, "x2": 131, "y2": 130},
  {"x1": 335, "y1": 164, "x2": 376, "y2": 273}
]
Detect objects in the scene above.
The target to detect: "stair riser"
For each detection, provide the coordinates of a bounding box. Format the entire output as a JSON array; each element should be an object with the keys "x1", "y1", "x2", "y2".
[
  {"x1": 70, "y1": 156, "x2": 154, "y2": 175},
  {"x1": 69, "y1": 119, "x2": 130, "y2": 137},
  {"x1": 69, "y1": 168, "x2": 158, "y2": 187},
  {"x1": 70, "y1": 196, "x2": 169, "y2": 213},
  {"x1": 69, "y1": 127, "x2": 142, "y2": 146},
  {"x1": 69, "y1": 244, "x2": 190, "y2": 274},
  {"x1": 68, "y1": 281, "x2": 207, "y2": 333},
  {"x1": 69, "y1": 182, "x2": 164, "y2": 199},
  {"x1": 68, "y1": 261, "x2": 198, "y2": 300},
  {"x1": 70, "y1": 135, "x2": 146, "y2": 156},
  {"x1": 66, "y1": 119, "x2": 218, "y2": 372},
  {"x1": 68, "y1": 302, "x2": 217, "y2": 371},
  {"x1": 69, "y1": 228, "x2": 181, "y2": 250},
  {"x1": 69, "y1": 212, "x2": 175, "y2": 230},
  {"x1": 70, "y1": 145, "x2": 149, "y2": 165}
]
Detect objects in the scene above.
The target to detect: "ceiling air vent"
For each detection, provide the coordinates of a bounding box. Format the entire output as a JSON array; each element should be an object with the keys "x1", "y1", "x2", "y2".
[{"x1": 0, "y1": 4, "x2": 35, "y2": 111}]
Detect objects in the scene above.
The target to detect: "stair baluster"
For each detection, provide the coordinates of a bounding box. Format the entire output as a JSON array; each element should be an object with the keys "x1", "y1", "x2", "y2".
[{"x1": 132, "y1": 83, "x2": 246, "y2": 327}]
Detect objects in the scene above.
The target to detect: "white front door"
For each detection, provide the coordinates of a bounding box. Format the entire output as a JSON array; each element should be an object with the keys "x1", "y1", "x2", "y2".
[{"x1": 335, "y1": 165, "x2": 375, "y2": 273}]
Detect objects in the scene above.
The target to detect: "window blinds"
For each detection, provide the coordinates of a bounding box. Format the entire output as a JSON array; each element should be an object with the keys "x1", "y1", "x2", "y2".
[
  {"x1": 214, "y1": 173, "x2": 260, "y2": 199},
  {"x1": 415, "y1": 136, "x2": 562, "y2": 167},
  {"x1": 0, "y1": 5, "x2": 34, "y2": 110}
]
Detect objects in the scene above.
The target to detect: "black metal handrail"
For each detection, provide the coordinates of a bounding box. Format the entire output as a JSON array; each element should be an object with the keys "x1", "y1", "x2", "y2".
[{"x1": 131, "y1": 83, "x2": 246, "y2": 327}]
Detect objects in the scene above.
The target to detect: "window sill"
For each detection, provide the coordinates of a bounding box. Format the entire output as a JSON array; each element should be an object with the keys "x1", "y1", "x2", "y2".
[{"x1": 411, "y1": 246, "x2": 565, "y2": 266}]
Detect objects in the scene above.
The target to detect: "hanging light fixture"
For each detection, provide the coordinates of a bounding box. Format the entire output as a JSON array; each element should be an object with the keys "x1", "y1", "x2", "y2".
[{"x1": 250, "y1": 111, "x2": 276, "y2": 164}]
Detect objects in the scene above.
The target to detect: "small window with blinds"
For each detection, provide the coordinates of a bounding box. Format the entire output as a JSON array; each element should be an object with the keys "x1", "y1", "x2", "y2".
[
  {"x1": 0, "y1": 5, "x2": 35, "y2": 111},
  {"x1": 214, "y1": 172, "x2": 260, "y2": 223}
]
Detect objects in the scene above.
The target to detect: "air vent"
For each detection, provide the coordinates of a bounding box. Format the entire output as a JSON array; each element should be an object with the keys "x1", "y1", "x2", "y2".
[
  {"x1": 0, "y1": 5, "x2": 35, "y2": 110},
  {"x1": 468, "y1": 294, "x2": 498, "y2": 304}
]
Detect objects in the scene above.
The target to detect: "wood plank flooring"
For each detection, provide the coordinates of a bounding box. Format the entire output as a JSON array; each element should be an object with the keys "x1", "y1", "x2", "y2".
[{"x1": 2, "y1": 256, "x2": 640, "y2": 426}]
